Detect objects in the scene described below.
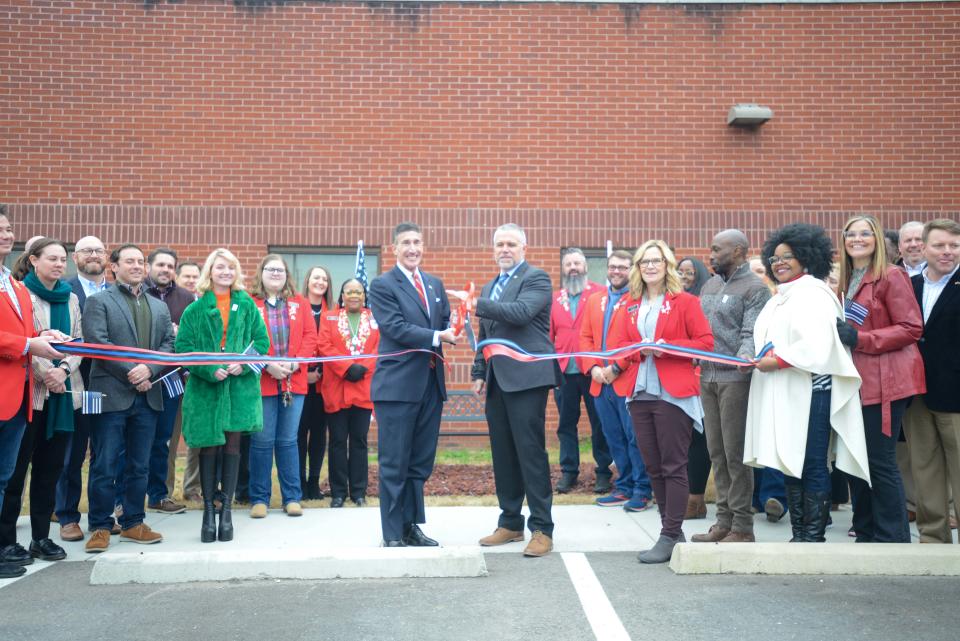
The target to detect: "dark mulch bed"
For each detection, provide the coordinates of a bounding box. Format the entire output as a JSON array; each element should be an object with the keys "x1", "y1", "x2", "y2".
[{"x1": 321, "y1": 464, "x2": 604, "y2": 497}]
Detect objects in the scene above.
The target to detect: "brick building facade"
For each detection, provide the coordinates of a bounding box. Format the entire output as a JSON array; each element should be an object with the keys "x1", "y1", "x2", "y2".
[{"x1": 3, "y1": 0, "x2": 958, "y2": 443}]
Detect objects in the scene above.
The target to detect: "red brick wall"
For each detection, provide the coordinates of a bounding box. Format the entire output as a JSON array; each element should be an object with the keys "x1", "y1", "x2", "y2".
[{"x1": 4, "y1": 0, "x2": 959, "y2": 444}]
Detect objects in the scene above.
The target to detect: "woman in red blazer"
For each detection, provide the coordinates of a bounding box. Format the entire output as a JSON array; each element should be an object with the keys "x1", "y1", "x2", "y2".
[
  {"x1": 836, "y1": 215, "x2": 925, "y2": 543},
  {"x1": 249, "y1": 255, "x2": 318, "y2": 518},
  {"x1": 317, "y1": 278, "x2": 379, "y2": 508},
  {"x1": 608, "y1": 239, "x2": 714, "y2": 564}
]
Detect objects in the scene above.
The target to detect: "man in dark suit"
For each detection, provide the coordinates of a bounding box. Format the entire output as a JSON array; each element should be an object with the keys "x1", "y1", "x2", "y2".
[
  {"x1": 472, "y1": 223, "x2": 561, "y2": 557},
  {"x1": 904, "y1": 218, "x2": 960, "y2": 544},
  {"x1": 81, "y1": 244, "x2": 175, "y2": 553},
  {"x1": 55, "y1": 235, "x2": 110, "y2": 542},
  {"x1": 369, "y1": 222, "x2": 459, "y2": 547}
]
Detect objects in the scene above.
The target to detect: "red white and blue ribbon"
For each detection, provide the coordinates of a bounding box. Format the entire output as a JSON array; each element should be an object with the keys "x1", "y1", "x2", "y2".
[{"x1": 477, "y1": 339, "x2": 775, "y2": 367}]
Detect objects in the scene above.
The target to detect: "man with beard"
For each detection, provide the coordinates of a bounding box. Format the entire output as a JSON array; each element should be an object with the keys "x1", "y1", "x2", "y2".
[
  {"x1": 140, "y1": 248, "x2": 194, "y2": 514},
  {"x1": 549, "y1": 248, "x2": 611, "y2": 494},
  {"x1": 55, "y1": 235, "x2": 111, "y2": 542},
  {"x1": 692, "y1": 229, "x2": 771, "y2": 543},
  {"x1": 579, "y1": 250, "x2": 653, "y2": 511}
]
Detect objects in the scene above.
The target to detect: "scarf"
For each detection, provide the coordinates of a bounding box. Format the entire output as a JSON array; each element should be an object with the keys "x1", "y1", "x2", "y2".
[{"x1": 23, "y1": 271, "x2": 75, "y2": 439}]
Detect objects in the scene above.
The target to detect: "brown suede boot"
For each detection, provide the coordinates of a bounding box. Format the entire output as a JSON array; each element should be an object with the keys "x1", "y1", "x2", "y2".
[{"x1": 684, "y1": 494, "x2": 707, "y2": 520}]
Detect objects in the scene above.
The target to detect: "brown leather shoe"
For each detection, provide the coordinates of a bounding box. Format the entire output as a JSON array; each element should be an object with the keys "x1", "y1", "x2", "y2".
[
  {"x1": 719, "y1": 531, "x2": 756, "y2": 543},
  {"x1": 84, "y1": 529, "x2": 111, "y2": 554},
  {"x1": 119, "y1": 523, "x2": 163, "y2": 545},
  {"x1": 907, "y1": 510, "x2": 916, "y2": 523},
  {"x1": 478, "y1": 527, "x2": 524, "y2": 546},
  {"x1": 684, "y1": 495, "x2": 707, "y2": 520},
  {"x1": 523, "y1": 531, "x2": 553, "y2": 557},
  {"x1": 60, "y1": 522, "x2": 84, "y2": 542},
  {"x1": 691, "y1": 523, "x2": 731, "y2": 543}
]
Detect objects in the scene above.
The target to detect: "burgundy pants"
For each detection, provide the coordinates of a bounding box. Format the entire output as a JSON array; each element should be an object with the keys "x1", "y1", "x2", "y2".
[{"x1": 629, "y1": 400, "x2": 693, "y2": 538}]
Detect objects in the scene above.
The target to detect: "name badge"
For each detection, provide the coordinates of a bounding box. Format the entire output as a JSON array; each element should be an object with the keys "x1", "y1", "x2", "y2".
[
  {"x1": 231, "y1": 304, "x2": 238, "y2": 311},
  {"x1": 721, "y1": 295, "x2": 729, "y2": 304},
  {"x1": 327, "y1": 315, "x2": 339, "y2": 321}
]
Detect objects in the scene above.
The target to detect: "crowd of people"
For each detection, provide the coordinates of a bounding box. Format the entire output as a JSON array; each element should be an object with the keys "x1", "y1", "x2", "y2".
[{"x1": 0, "y1": 207, "x2": 957, "y2": 578}]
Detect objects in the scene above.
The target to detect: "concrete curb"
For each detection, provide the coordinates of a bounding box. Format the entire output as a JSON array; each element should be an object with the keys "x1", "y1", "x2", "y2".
[
  {"x1": 670, "y1": 542, "x2": 960, "y2": 575},
  {"x1": 90, "y1": 546, "x2": 488, "y2": 584}
]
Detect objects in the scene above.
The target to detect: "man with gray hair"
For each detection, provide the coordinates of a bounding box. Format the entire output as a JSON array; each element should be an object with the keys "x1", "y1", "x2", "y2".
[
  {"x1": 898, "y1": 221, "x2": 927, "y2": 277},
  {"x1": 549, "y1": 247, "x2": 611, "y2": 494},
  {"x1": 473, "y1": 223, "x2": 561, "y2": 557},
  {"x1": 692, "y1": 229, "x2": 771, "y2": 544}
]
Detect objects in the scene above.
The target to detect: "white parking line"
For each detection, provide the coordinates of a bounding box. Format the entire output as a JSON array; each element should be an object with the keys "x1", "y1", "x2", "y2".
[{"x1": 561, "y1": 552, "x2": 631, "y2": 641}]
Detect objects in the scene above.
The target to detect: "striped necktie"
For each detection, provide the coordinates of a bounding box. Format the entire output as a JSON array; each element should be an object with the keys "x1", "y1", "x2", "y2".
[{"x1": 492, "y1": 273, "x2": 509, "y2": 301}]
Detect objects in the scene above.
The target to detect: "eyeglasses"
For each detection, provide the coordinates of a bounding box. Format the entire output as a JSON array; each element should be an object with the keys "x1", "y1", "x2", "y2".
[
  {"x1": 263, "y1": 267, "x2": 286, "y2": 274},
  {"x1": 768, "y1": 253, "x2": 797, "y2": 266},
  {"x1": 607, "y1": 265, "x2": 630, "y2": 272},
  {"x1": 637, "y1": 258, "x2": 664, "y2": 268},
  {"x1": 843, "y1": 230, "x2": 875, "y2": 240},
  {"x1": 76, "y1": 248, "x2": 105, "y2": 256}
]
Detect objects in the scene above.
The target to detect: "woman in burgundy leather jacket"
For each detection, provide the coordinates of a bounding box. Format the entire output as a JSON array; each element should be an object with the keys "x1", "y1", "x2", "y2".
[{"x1": 836, "y1": 215, "x2": 925, "y2": 543}]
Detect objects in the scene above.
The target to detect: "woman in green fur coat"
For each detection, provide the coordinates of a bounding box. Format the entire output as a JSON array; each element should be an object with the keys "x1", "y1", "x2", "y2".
[{"x1": 176, "y1": 248, "x2": 269, "y2": 544}]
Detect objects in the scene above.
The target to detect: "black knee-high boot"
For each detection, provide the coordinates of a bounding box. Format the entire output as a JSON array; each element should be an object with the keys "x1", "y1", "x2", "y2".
[
  {"x1": 219, "y1": 453, "x2": 240, "y2": 542},
  {"x1": 786, "y1": 484, "x2": 806, "y2": 542},
  {"x1": 199, "y1": 453, "x2": 218, "y2": 543},
  {"x1": 803, "y1": 492, "x2": 832, "y2": 543}
]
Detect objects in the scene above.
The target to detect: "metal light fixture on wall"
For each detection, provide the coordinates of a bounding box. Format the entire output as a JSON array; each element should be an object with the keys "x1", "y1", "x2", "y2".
[{"x1": 727, "y1": 104, "x2": 773, "y2": 126}]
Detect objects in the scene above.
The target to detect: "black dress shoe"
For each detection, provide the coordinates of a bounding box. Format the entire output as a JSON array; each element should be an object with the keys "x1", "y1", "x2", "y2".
[
  {"x1": 382, "y1": 539, "x2": 406, "y2": 548},
  {"x1": 352, "y1": 497, "x2": 366, "y2": 507},
  {"x1": 29, "y1": 538, "x2": 66, "y2": 562},
  {"x1": 556, "y1": 472, "x2": 578, "y2": 494},
  {"x1": 594, "y1": 473, "x2": 613, "y2": 494},
  {"x1": 403, "y1": 524, "x2": 439, "y2": 547},
  {"x1": 0, "y1": 561, "x2": 26, "y2": 579},
  {"x1": 330, "y1": 497, "x2": 345, "y2": 508},
  {"x1": 0, "y1": 543, "x2": 34, "y2": 566}
]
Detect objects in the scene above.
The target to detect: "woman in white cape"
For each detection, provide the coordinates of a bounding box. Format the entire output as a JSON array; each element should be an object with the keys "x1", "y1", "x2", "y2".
[{"x1": 744, "y1": 223, "x2": 869, "y2": 543}]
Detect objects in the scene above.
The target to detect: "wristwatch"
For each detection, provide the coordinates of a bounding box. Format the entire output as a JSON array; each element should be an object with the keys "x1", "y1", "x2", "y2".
[{"x1": 58, "y1": 363, "x2": 71, "y2": 376}]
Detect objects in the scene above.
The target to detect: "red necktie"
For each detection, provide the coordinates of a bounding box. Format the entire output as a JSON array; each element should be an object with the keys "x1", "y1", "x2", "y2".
[{"x1": 413, "y1": 273, "x2": 428, "y2": 308}]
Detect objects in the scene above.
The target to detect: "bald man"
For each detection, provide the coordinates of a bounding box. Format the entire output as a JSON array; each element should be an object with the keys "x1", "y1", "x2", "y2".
[{"x1": 692, "y1": 230, "x2": 771, "y2": 543}]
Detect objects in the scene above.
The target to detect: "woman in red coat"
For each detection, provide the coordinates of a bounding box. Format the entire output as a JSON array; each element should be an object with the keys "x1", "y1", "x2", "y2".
[
  {"x1": 249, "y1": 255, "x2": 318, "y2": 518},
  {"x1": 298, "y1": 265, "x2": 334, "y2": 500},
  {"x1": 609, "y1": 239, "x2": 714, "y2": 564},
  {"x1": 317, "y1": 278, "x2": 379, "y2": 508},
  {"x1": 836, "y1": 215, "x2": 925, "y2": 542}
]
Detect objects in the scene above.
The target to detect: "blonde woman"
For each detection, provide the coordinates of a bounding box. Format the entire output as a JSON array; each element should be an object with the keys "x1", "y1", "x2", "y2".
[
  {"x1": 176, "y1": 249, "x2": 269, "y2": 543},
  {"x1": 608, "y1": 240, "x2": 714, "y2": 564}
]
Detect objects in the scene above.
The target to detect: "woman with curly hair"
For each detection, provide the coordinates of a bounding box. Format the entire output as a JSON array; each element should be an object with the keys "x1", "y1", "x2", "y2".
[
  {"x1": 744, "y1": 223, "x2": 869, "y2": 543},
  {"x1": 608, "y1": 240, "x2": 714, "y2": 563}
]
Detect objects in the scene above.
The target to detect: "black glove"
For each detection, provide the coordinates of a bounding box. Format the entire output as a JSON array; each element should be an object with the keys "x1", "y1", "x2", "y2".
[
  {"x1": 344, "y1": 364, "x2": 368, "y2": 382},
  {"x1": 836, "y1": 318, "x2": 858, "y2": 348}
]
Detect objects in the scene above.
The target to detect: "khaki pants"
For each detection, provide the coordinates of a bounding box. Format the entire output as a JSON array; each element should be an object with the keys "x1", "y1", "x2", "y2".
[
  {"x1": 702, "y1": 381, "x2": 754, "y2": 534},
  {"x1": 903, "y1": 396, "x2": 960, "y2": 544}
]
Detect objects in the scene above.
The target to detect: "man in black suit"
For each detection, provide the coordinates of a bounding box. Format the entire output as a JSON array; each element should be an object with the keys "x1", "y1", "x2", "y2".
[
  {"x1": 369, "y1": 222, "x2": 459, "y2": 547},
  {"x1": 55, "y1": 235, "x2": 110, "y2": 542},
  {"x1": 472, "y1": 223, "x2": 561, "y2": 557},
  {"x1": 905, "y1": 218, "x2": 960, "y2": 544}
]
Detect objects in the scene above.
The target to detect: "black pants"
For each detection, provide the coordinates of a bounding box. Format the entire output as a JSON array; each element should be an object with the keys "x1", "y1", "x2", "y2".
[
  {"x1": 487, "y1": 374, "x2": 554, "y2": 536},
  {"x1": 848, "y1": 398, "x2": 911, "y2": 543},
  {"x1": 235, "y1": 434, "x2": 252, "y2": 502},
  {"x1": 327, "y1": 406, "x2": 371, "y2": 500},
  {"x1": 554, "y1": 373, "x2": 611, "y2": 476},
  {"x1": 687, "y1": 427, "x2": 711, "y2": 495},
  {"x1": 298, "y1": 387, "x2": 328, "y2": 485},
  {"x1": 0, "y1": 408, "x2": 70, "y2": 545}
]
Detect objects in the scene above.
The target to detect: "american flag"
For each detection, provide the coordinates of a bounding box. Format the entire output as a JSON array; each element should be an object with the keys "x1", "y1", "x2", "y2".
[
  {"x1": 81, "y1": 391, "x2": 103, "y2": 415},
  {"x1": 844, "y1": 300, "x2": 869, "y2": 326},
  {"x1": 158, "y1": 369, "x2": 185, "y2": 398},
  {"x1": 355, "y1": 240, "x2": 369, "y2": 292},
  {"x1": 243, "y1": 342, "x2": 266, "y2": 375}
]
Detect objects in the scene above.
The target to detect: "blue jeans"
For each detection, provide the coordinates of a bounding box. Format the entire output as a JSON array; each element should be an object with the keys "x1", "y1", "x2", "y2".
[
  {"x1": 250, "y1": 394, "x2": 305, "y2": 506},
  {"x1": 88, "y1": 396, "x2": 158, "y2": 531},
  {"x1": 0, "y1": 399, "x2": 28, "y2": 515},
  {"x1": 113, "y1": 387, "x2": 181, "y2": 505},
  {"x1": 753, "y1": 467, "x2": 788, "y2": 512},
  {"x1": 55, "y1": 411, "x2": 92, "y2": 525},
  {"x1": 784, "y1": 389, "x2": 832, "y2": 495},
  {"x1": 592, "y1": 384, "x2": 652, "y2": 499}
]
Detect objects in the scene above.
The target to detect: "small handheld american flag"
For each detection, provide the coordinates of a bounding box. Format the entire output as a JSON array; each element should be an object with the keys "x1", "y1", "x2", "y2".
[
  {"x1": 844, "y1": 299, "x2": 869, "y2": 326},
  {"x1": 81, "y1": 391, "x2": 104, "y2": 415},
  {"x1": 157, "y1": 369, "x2": 185, "y2": 398},
  {"x1": 243, "y1": 342, "x2": 265, "y2": 374}
]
